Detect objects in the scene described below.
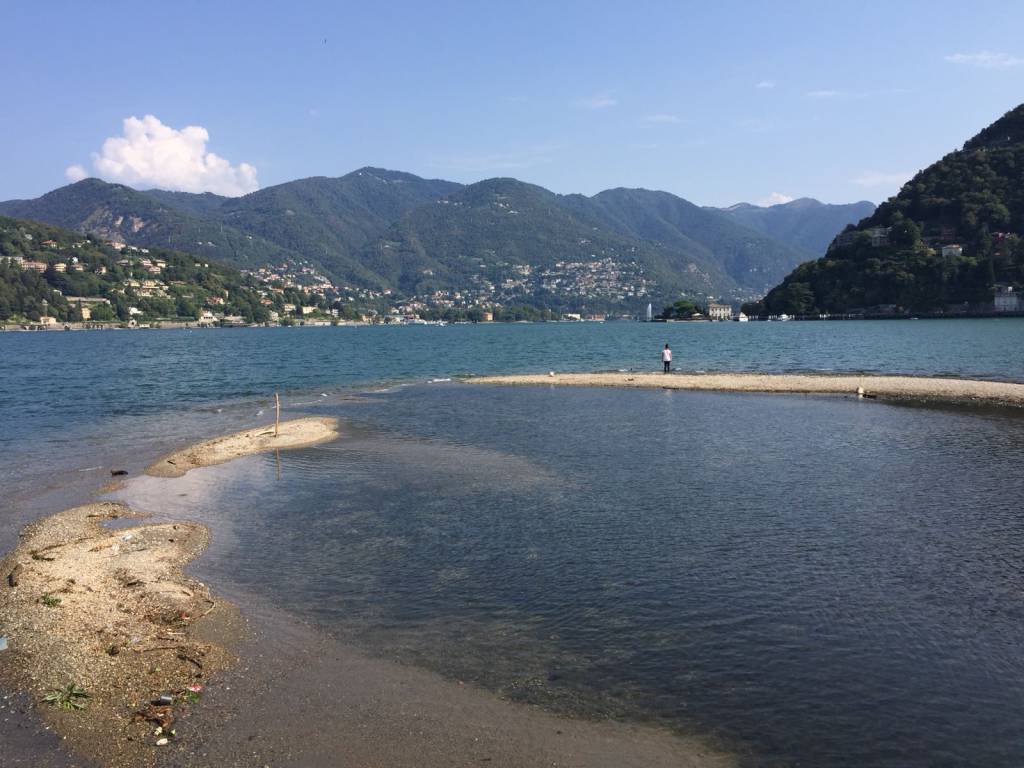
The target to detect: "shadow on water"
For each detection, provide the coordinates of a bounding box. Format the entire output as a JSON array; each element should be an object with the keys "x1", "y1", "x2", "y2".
[{"x1": 109, "y1": 384, "x2": 1024, "y2": 767}]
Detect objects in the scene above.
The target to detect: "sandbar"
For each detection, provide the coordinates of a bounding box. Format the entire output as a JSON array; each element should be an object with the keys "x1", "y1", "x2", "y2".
[
  {"x1": 146, "y1": 416, "x2": 339, "y2": 477},
  {"x1": 467, "y1": 372, "x2": 1024, "y2": 406}
]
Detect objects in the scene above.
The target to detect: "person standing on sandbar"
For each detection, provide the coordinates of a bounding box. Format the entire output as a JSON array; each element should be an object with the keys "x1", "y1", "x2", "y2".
[{"x1": 662, "y1": 343, "x2": 672, "y2": 373}]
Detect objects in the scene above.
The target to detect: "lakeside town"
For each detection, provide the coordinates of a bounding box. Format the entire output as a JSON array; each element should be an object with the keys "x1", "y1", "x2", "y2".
[
  {"x1": 0, "y1": 225, "x2": 705, "y2": 330},
  {"x1": 2, "y1": 216, "x2": 1022, "y2": 333}
]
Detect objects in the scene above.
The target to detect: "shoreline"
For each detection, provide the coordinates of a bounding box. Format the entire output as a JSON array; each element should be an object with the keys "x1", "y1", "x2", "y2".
[
  {"x1": 0, "y1": 413, "x2": 735, "y2": 767},
  {"x1": 466, "y1": 371, "x2": 1024, "y2": 407}
]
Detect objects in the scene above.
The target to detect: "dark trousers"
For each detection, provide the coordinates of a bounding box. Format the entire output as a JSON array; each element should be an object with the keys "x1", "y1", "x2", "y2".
[{"x1": 663, "y1": 361, "x2": 670, "y2": 373}]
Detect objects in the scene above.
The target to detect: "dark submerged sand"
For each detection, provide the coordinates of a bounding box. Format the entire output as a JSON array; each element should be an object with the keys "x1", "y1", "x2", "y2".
[
  {"x1": 2, "y1": 417, "x2": 734, "y2": 768},
  {"x1": 163, "y1": 602, "x2": 733, "y2": 768}
]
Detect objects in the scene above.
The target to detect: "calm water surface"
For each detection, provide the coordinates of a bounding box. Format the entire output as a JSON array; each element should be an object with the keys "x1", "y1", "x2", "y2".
[
  {"x1": 3, "y1": 320, "x2": 1024, "y2": 765},
  {"x1": 113, "y1": 385, "x2": 1024, "y2": 767}
]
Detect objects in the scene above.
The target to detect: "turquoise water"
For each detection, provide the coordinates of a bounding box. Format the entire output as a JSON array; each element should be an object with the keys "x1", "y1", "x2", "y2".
[
  {"x1": 2, "y1": 320, "x2": 1022, "y2": 434},
  {"x1": 4, "y1": 319, "x2": 1018, "y2": 519},
  {"x1": 3, "y1": 319, "x2": 1024, "y2": 765}
]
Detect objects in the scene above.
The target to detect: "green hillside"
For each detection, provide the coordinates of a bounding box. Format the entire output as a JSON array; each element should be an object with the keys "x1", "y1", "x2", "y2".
[
  {"x1": 756, "y1": 105, "x2": 1024, "y2": 315},
  {"x1": 359, "y1": 178, "x2": 727, "y2": 311},
  {"x1": 0, "y1": 179, "x2": 297, "y2": 267},
  {"x1": 562, "y1": 188, "x2": 809, "y2": 291},
  {"x1": 211, "y1": 168, "x2": 462, "y2": 285},
  {"x1": 0, "y1": 216, "x2": 321, "y2": 324},
  {"x1": 1, "y1": 168, "x2": 876, "y2": 313},
  {"x1": 710, "y1": 198, "x2": 875, "y2": 257}
]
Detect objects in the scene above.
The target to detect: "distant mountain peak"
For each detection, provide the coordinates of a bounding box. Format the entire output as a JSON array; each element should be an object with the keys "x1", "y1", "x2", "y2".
[
  {"x1": 710, "y1": 198, "x2": 876, "y2": 257},
  {"x1": 780, "y1": 197, "x2": 823, "y2": 210}
]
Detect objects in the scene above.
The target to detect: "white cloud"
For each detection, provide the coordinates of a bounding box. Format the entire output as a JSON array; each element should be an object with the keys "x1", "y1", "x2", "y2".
[
  {"x1": 65, "y1": 164, "x2": 88, "y2": 182},
  {"x1": 852, "y1": 170, "x2": 913, "y2": 188},
  {"x1": 574, "y1": 93, "x2": 617, "y2": 110},
  {"x1": 643, "y1": 113, "x2": 683, "y2": 124},
  {"x1": 73, "y1": 115, "x2": 259, "y2": 196},
  {"x1": 757, "y1": 192, "x2": 794, "y2": 207},
  {"x1": 807, "y1": 89, "x2": 841, "y2": 99},
  {"x1": 756, "y1": 80, "x2": 776, "y2": 89},
  {"x1": 945, "y1": 51, "x2": 1024, "y2": 69}
]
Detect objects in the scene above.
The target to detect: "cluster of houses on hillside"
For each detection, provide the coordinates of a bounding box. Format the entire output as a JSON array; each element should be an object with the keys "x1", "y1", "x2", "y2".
[
  {"x1": 400, "y1": 257, "x2": 655, "y2": 315},
  {"x1": 241, "y1": 261, "x2": 388, "y2": 308}
]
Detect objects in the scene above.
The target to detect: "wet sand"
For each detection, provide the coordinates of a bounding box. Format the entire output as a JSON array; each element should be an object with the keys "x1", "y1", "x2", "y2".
[
  {"x1": 2, "y1": 417, "x2": 734, "y2": 767},
  {"x1": 146, "y1": 416, "x2": 339, "y2": 477},
  {"x1": 163, "y1": 601, "x2": 734, "y2": 768},
  {"x1": 0, "y1": 502, "x2": 239, "y2": 768},
  {"x1": 467, "y1": 372, "x2": 1024, "y2": 406}
]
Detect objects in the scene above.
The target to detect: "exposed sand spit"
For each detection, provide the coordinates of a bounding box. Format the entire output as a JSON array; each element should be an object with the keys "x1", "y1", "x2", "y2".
[
  {"x1": 146, "y1": 416, "x2": 339, "y2": 477},
  {"x1": 467, "y1": 372, "x2": 1024, "y2": 407},
  {"x1": 0, "y1": 502, "x2": 239, "y2": 768}
]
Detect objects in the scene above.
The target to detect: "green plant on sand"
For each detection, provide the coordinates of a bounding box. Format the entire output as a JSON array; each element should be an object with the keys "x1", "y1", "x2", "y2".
[{"x1": 43, "y1": 684, "x2": 89, "y2": 710}]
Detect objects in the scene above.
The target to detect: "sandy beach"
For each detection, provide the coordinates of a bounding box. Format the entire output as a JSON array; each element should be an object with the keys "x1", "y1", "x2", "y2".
[{"x1": 466, "y1": 372, "x2": 1024, "y2": 406}]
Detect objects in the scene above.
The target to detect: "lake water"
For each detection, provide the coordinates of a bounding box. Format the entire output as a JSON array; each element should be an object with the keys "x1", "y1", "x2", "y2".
[{"x1": 3, "y1": 319, "x2": 1024, "y2": 765}]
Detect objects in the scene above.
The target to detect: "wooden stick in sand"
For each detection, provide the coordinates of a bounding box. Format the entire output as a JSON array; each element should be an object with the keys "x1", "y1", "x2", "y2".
[{"x1": 274, "y1": 391, "x2": 280, "y2": 437}]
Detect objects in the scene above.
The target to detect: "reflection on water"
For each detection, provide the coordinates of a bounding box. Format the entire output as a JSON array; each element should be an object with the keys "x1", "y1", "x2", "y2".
[{"x1": 113, "y1": 384, "x2": 1024, "y2": 766}]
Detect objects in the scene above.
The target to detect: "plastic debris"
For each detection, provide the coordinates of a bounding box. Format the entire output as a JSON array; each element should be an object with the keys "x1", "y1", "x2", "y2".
[
  {"x1": 156, "y1": 738, "x2": 168, "y2": 746},
  {"x1": 0, "y1": 636, "x2": 8, "y2": 651}
]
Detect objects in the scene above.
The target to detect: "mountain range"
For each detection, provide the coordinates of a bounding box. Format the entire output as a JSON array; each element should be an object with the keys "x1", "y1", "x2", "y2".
[
  {"x1": 0, "y1": 170, "x2": 873, "y2": 310},
  {"x1": 712, "y1": 198, "x2": 875, "y2": 256},
  {"x1": 759, "y1": 103, "x2": 1024, "y2": 315}
]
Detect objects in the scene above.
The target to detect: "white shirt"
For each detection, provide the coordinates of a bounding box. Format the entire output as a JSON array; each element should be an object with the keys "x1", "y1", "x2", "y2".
[{"x1": 662, "y1": 348, "x2": 672, "y2": 362}]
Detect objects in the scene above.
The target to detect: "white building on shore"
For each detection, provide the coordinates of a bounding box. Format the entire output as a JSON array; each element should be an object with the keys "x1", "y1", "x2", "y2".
[
  {"x1": 994, "y1": 285, "x2": 1021, "y2": 312},
  {"x1": 707, "y1": 301, "x2": 731, "y2": 321}
]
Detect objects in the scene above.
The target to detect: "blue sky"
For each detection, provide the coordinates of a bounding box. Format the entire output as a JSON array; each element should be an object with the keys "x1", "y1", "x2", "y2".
[{"x1": 4, "y1": 0, "x2": 1024, "y2": 206}]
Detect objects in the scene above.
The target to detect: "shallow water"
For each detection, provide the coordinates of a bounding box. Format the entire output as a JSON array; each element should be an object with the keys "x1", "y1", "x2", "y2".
[
  {"x1": 3, "y1": 319, "x2": 1021, "y2": 520},
  {"x1": 4, "y1": 321, "x2": 1024, "y2": 764},
  {"x1": 113, "y1": 384, "x2": 1024, "y2": 767}
]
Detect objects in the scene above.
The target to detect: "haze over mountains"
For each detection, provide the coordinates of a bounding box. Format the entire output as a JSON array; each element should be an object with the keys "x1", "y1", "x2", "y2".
[
  {"x1": 713, "y1": 198, "x2": 876, "y2": 257},
  {"x1": 0, "y1": 170, "x2": 873, "y2": 310}
]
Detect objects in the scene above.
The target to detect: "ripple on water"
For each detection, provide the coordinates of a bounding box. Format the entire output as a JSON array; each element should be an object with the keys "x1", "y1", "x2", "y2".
[{"x1": 105, "y1": 384, "x2": 1024, "y2": 767}]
